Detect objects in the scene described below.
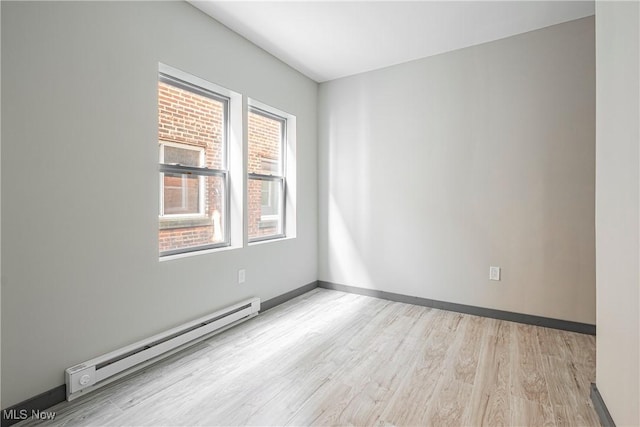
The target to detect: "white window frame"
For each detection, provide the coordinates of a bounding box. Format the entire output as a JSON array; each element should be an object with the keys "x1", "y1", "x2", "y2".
[
  {"x1": 158, "y1": 63, "x2": 243, "y2": 259},
  {"x1": 159, "y1": 141, "x2": 206, "y2": 218},
  {"x1": 247, "y1": 99, "x2": 297, "y2": 244}
]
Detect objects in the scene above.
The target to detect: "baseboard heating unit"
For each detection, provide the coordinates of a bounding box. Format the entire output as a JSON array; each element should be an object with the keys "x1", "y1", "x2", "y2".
[{"x1": 65, "y1": 297, "x2": 260, "y2": 401}]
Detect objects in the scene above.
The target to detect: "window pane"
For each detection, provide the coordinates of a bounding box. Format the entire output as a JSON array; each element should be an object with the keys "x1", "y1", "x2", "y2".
[
  {"x1": 163, "y1": 172, "x2": 201, "y2": 215},
  {"x1": 158, "y1": 80, "x2": 226, "y2": 170},
  {"x1": 248, "y1": 178, "x2": 283, "y2": 240},
  {"x1": 159, "y1": 174, "x2": 226, "y2": 253},
  {"x1": 164, "y1": 145, "x2": 201, "y2": 167},
  {"x1": 248, "y1": 110, "x2": 283, "y2": 175}
]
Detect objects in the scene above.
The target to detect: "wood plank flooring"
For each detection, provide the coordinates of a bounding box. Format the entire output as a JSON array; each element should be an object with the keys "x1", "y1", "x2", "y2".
[{"x1": 17, "y1": 289, "x2": 599, "y2": 426}]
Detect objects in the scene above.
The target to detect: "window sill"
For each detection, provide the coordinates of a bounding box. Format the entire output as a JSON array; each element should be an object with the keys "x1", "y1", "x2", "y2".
[
  {"x1": 159, "y1": 243, "x2": 240, "y2": 262},
  {"x1": 248, "y1": 234, "x2": 294, "y2": 246}
]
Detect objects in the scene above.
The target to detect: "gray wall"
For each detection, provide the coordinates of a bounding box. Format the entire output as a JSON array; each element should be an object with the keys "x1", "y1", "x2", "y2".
[
  {"x1": 595, "y1": 2, "x2": 640, "y2": 425},
  {"x1": 318, "y1": 17, "x2": 595, "y2": 324},
  {"x1": 1, "y1": 1, "x2": 318, "y2": 407}
]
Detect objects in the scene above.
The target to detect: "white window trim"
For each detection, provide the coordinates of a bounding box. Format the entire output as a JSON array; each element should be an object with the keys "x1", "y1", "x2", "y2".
[
  {"x1": 159, "y1": 141, "x2": 206, "y2": 218},
  {"x1": 247, "y1": 98, "x2": 297, "y2": 245},
  {"x1": 158, "y1": 63, "x2": 243, "y2": 259}
]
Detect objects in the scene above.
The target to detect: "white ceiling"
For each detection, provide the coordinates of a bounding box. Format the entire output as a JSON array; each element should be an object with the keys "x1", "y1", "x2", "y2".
[{"x1": 190, "y1": 1, "x2": 595, "y2": 83}]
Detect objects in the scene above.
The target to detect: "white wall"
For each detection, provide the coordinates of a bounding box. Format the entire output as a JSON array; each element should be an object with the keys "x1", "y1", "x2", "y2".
[
  {"x1": 319, "y1": 17, "x2": 596, "y2": 324},
  {"x1": 1, "y1": 1, "x2": 317, "y2": 407},
  {"x1": 595, "y1": 2, "x2": 640, "y2": 425}
]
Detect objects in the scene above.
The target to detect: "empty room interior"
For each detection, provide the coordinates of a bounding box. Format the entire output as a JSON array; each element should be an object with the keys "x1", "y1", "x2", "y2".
[{"x1": 0, "y1": 0, "x2": 639, "y2": 426}]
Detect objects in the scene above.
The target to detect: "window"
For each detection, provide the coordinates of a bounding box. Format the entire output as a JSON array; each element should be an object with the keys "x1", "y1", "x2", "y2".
[
  {"x1": 158, "y1": 66, "x2": 241, "y2": 257},
  {"x1": 157, "y1": 65, "x2": 292, "y2": 256},
  {"x1": 248, "y1": 103, "x2": 294, "y2": 242}
]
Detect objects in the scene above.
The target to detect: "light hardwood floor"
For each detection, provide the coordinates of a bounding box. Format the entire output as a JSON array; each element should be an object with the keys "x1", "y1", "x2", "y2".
[{"x1": 18, "y1": 289, "x2": 599, "y2": 426}]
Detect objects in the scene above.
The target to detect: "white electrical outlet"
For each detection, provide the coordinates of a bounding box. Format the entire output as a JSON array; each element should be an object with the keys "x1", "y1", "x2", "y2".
[
  {"x1": 238, "y1": 269, "x2": 246, "y2": 284},
  {"x1": 489, "y1": 266, "x2": 501, "y2": 281}
]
